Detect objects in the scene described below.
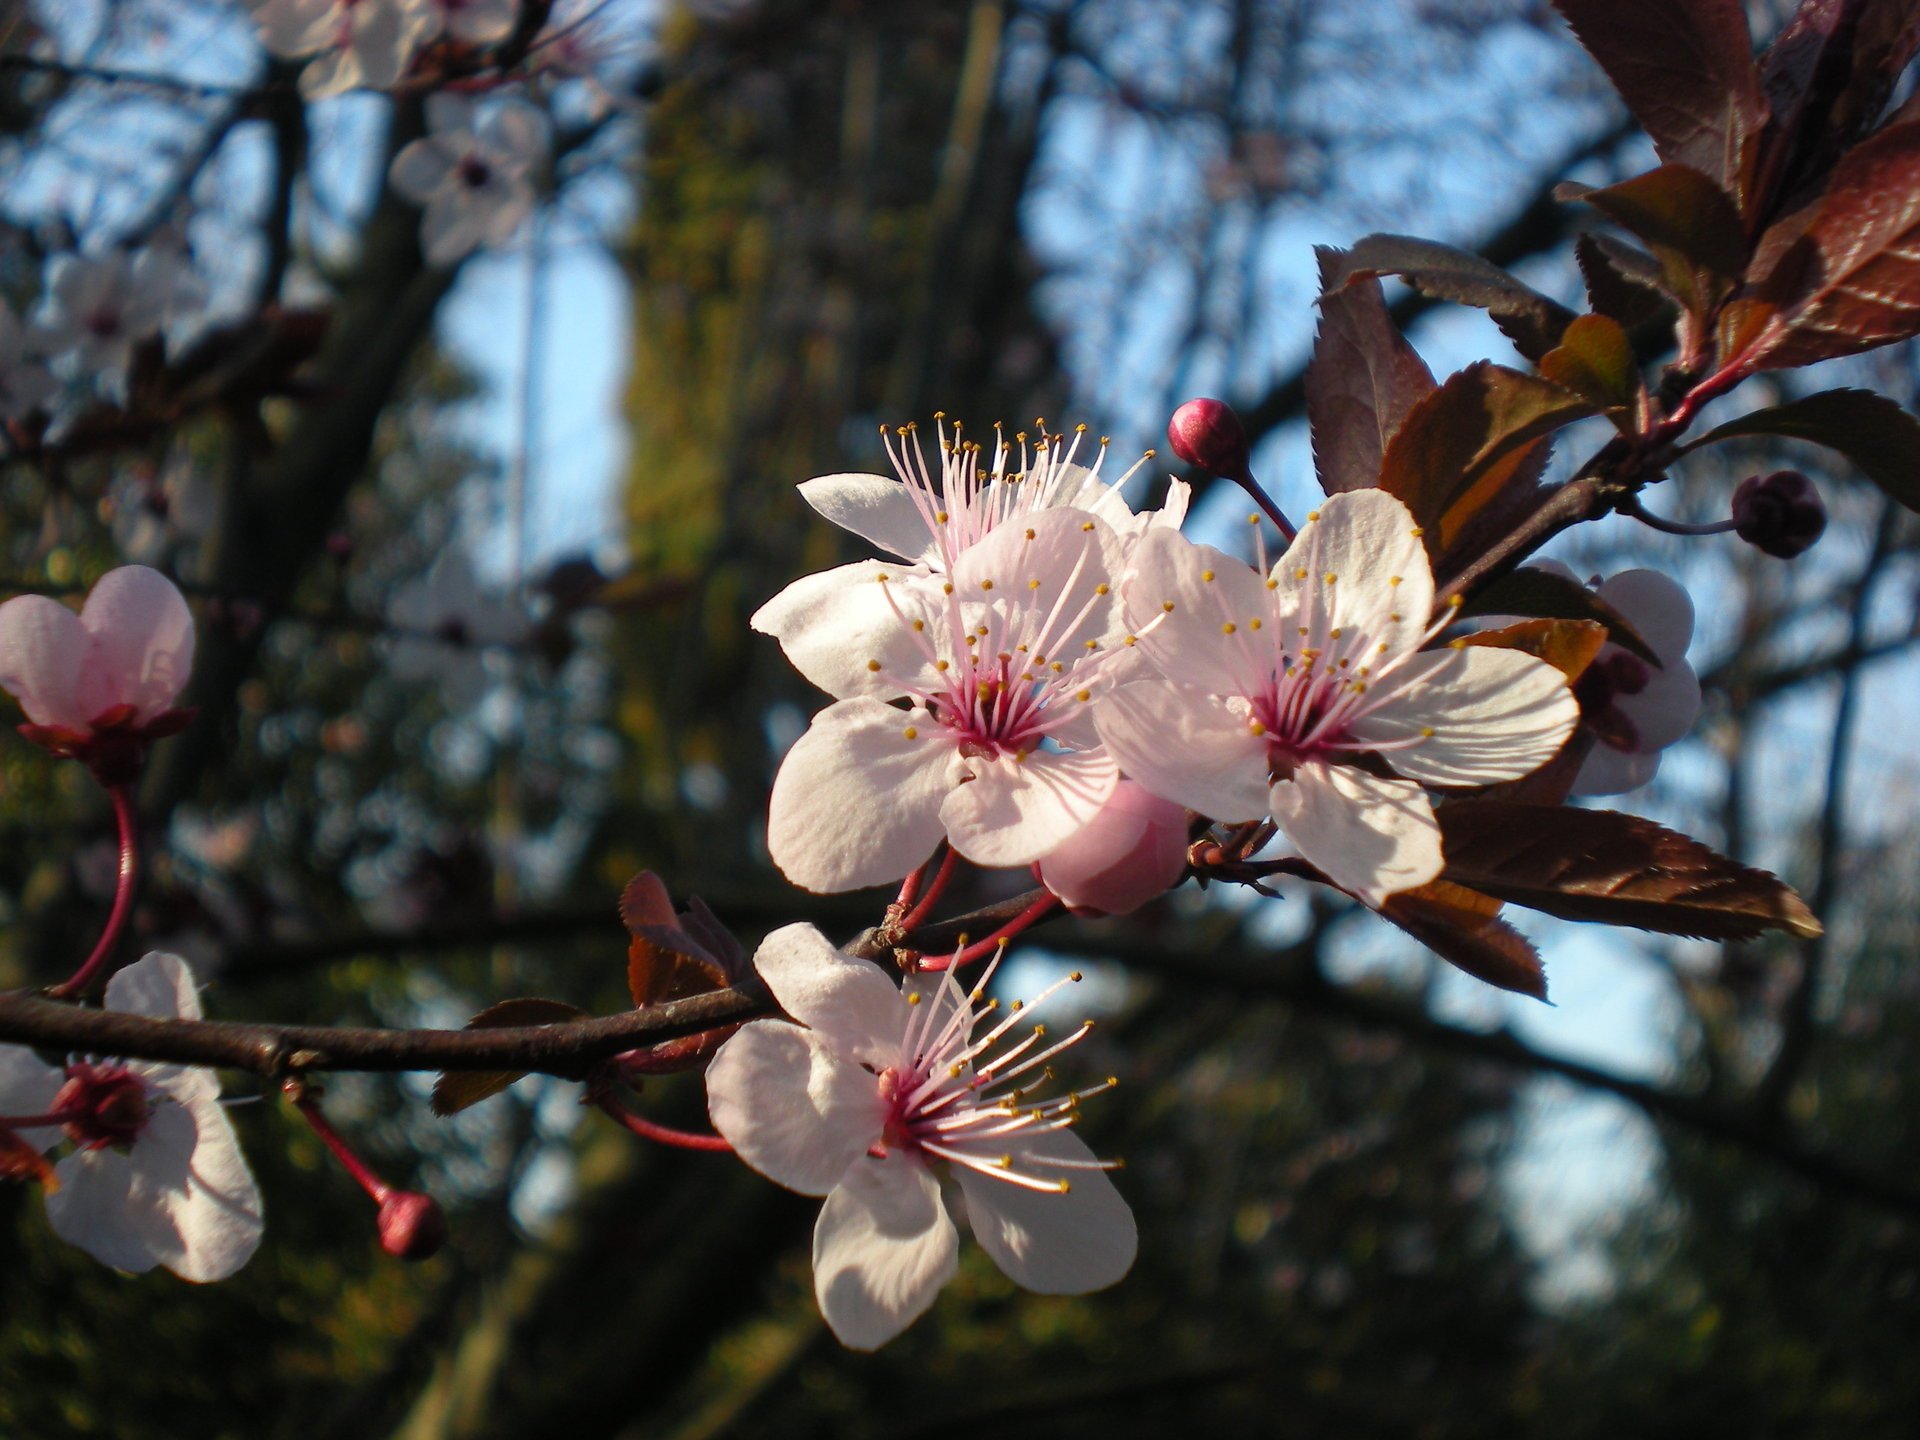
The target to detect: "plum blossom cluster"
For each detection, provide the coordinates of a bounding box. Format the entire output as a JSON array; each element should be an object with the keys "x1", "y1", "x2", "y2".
[
  {"x1": 247, "y1": 0, "x2": 522, "y2": 98},
  {"x1": 755, "y1": 418, "x2": 1593, "y2": 909}
]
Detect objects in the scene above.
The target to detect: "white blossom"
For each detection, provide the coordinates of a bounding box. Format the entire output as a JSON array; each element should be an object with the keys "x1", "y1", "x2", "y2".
[
  {"x1": 389, "y1": 94, "x2": 546, "y2": 265},
  {"x1": 249, "y1": 0, "x2": 436, "y2": 98}
]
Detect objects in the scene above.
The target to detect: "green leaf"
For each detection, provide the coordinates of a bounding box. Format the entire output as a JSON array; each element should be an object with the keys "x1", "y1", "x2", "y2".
[
  {"x1": 1685, "y1": 387, "x2": 1920, "y2": 513},
  {"x1": 1377, "y1": 362, "x2": 1597, "y2": 555},
  {"x1": 1438, "y1": 801, "x2": 1823, "y2": 940},
  {"x1": 1458, "y1": 565, "x2": 1661, "y2": 664},
  {"x1": 1572, "y1": 165, "x2": 1748, "y2": 316},
  {"x1": 431, "y1": 998, "x2": 589, "y2": 1117},
  {"x1": 1551, "y1": 0, "x2": 1766, "y2": 201},
  {"x1": 1307, "y1": 246, "x2": 1437, "y2": 495},
  {"x1": 1538, "y1": 313, "x2": 1639, "y2": 409},
  {"x1": 1321, "y1": 235, "x2": 1578, "y2": 362}
]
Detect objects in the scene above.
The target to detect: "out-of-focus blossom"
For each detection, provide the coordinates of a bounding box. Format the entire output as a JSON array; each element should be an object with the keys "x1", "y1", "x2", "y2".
[
  {"x1": 249, "y1": 0, "x2": 435, "y2": 98},
  {"x1": 389, "y1": 94, "x2": 547, "y2": 265},
  {"x1": 433, "y1": 0, "x2": 519, "y2": 45},
  {"x1": 0, "y1": 300, "x2": 57, "y2": 420},
  {"x1": 705, "y1": 925, "x2": 1135, "y2": 1350},
  {"x1": 0, "y1": 565, "x2": 196, "y2": 780},
  {"x1": 1036, "y1": 780, "x2": 1190, "y2": 915},
  {"x1": 32, "y1": 252, "x2": 171, "y2": 397},
  {"x1": 0, "y1": 953, "x2": 265, "y2": 1281},
  {"x1": 1097, "y1": 490, "x2": 1578, "y2": 904},
  {"x1": 386, "y1": 550, "x2": 526, "y2": 705},
  {"x1": 766, "y1": 508, "x2": 1125, "y2": 892},
  {"x1": 110, "y1": 452, "x2": 219, "y2": 565}
]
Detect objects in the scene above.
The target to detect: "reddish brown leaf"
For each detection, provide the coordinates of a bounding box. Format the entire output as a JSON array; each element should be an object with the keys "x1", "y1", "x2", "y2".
[
  {"x1": 618, "y1": 871, "x2": 678, "y2": 932},
  {"x1": 1380, "y1": 880, "x2": 1548, "y2": 1000},
  {"x1": 1438, "y1": 801, "x2": 1823, "y2": 940},
  {"x1": 1321, "y1": 235, "x2": 1577, "y2": 362},
  {"x1": 1538, "y1": 314, "x2": 1639, "y2": 410},
  {"x1": 1460, "y1": 619, "x2": 1609, "y2": 683},
  {"x1": 1458, "y1": 565, "x2": 1660, "y2": 664},
  {"x1": 1308, "y1": 247, "x2": 1437, "y2": 495},
  {"x1": 1576, "y1": 165, "x2": 1748, "y2": 317},
  {"x1": 430, "y1": 997, "x2": 588, "y2": 1117},
  {"x1": 0, "y1": 1129, "x2": 57, "y2": 1191},
  {"x1": 1377, "y1": 362, "x2": 1595, "y2": 555},
  {"x1": 1742, "y1": 121, "x2": 1920, "y2": 369},
  {"x1": 1551, "y1": 0, "x2": 1766, "y2": 200},
  {"x1": 1683, "y1": 387, "x2": 1920, "y2": 513},
  {"x1": 1574, "y1": 232, "x2": 1678, "y2": 341},
  {"x1": 619, "y1": 870, "x2": 740, "y2": 1006}
]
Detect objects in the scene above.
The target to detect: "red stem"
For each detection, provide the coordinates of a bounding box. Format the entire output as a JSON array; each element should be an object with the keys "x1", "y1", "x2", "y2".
[
  {"x1": 292, "y1": 1091, "x2": 392, "y2": 1204},
  {"x1": 891, "y1": 857, "x2": 928, "y2": 916},
  {"x1": 597, "y1": 1097, "x2": 734, "y2": 1153},
  {"x1": 0, "y1": 1111, "x2": 69, "y2": 1130},
  {"x1": 49, "y1": 784, "x2": 140, "y2": 1000},
  {"x1": 920, "y1": 892, "x2": 1061, "y2": 971},
  {"x1": 899, "y1": 848, "x2": 958, "y2": 932}
]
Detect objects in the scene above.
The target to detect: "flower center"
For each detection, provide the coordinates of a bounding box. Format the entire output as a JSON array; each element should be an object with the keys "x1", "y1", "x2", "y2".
[
  {"x1": 1574, "y1": 651, "x2": 1650, "y2": 752},
  {"x1": 54, "y1": 1061, "x2": 153, "y2": 1150},
  {"x1": 458, "y1": 155, "x2": 493, "y2": 189}
]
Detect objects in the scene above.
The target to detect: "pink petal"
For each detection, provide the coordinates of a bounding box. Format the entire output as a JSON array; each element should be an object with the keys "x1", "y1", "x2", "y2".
[
  {"x1": 1618, "y1": 656, "x2": 1701, "y2": 752},
  {"x1": 1572, "y1": 742, "x2": 1660, "y2": 796},
  {"x1": 76, "y1": 566, "x2": 194, "y2": 724},
  {"x1": 949, "y1": 507, "x2": 1117, "y2": 654},
  {"x1": 1352, "y1": 647, "x2": 1577, "y2": 787},
  {"x1": 1095, "y1": 680, "x2": 1270, "y2": 823},
  {"x1": 1596, "y1": 569, "x2": 1693, "y2": 661},
  {"x1": 767, "y1": 698, "x2": 953, "y2": 891},
  {"x1": 1271, "y1": 761, "x2": 1441, "y2": 904},
  {"x1": 797, "y1": 473, "x2": 935, "y2": 561},
  {"x1": 940, "y1": 746, "x2": 1119, "y2": 868},
  {"x1": 957, "y1": 1128, "x2": 1137, "y2": 1294},
  {"x1": 389, "y1": 138, "x2": 455, "y2": 203},
  {"x1": 104, "y1": 950, "x2": 202, "y2": 1021},
  {"x1": 1272, "y1": 489, "x2": 1433, "y2": 660},
  {"x1": 1122, "y1": 527, "x2": 1276, "y2": 698},
  {"x1": 0, "y1": 593, "x2": 90, "y2": 727},
  {"x1": 706, "y1": 1020, "x2": 885, "y2": 1195},
  {"x1": 1035, "y1": 779, "x2": 1189, "y2": 914},
  {"x1": 813, "y1": 1154, "x2": 958, "y2": 1350},
  {"x1": 751, "y1": 924, "x2": 909, "y2": 1070},
  {"x1": 749, "y1": 561, "x2": 938, "y2": 700}
]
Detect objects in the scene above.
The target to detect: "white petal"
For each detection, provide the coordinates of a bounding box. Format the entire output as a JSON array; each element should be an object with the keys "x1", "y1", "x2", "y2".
[
  {"x1": 706, "y1": 1021, "x2": 885, "y2": 1196},
  {"x1": 1571, "y1": 743, "x2": 1660, "y2": 796},
  {"x1": 940, "y1": 746, "x2": 1118, "y2": 867},
  {"x1": 1597, "y1": 569, "x2": 1693, "y2": 661},
  {"x1": 252, "y1": 0, "x2": 341, "y2": 56},
  {"x1": 481, "y1": 100, "x2": 549, "y2": 165},
  {"x1": 1151, "y1": 477, "x2": 1192, "y2": 532},
  {"x1": 1271, "y1": 762, "x2": 1441, "y2": 904},
  {"x1": 749, "y1": 561, "x2": 934, "y2": 699},
  {"x1": 949, "y1": 507, "x2": 1117, "y2": 656},
  {"x1": 104, "y1": 950, "x2": 202, "y2": 1021},
  {"x1": 1352, "y1": 647, "x2": 1577, "y2": 787},
  {"x1": 767, "y1": 698, "x2": 952, "y2": 892},
  {"x1": 389, "y1": 138, "x2": 455, "y2": 202},
  {"x1": 77, "y1": 567, "x2": 195, "y2": 723},
  {"x1": 1122, "y1": 526, "x2": 1276, "y2": 698},
  {"x1": 297, "y1": 47, "x2": 358, "y2": 98},
  {"x1": 0, "y1": 1047, "x2": 63, "y2": 1143},
  {"x1": 0, "y1": 593, "x2": 89, "y2": 727},
  {"x1": 1618, "y1": 656, "x2": 1701, "y2": 752},
  {"x1": 813, "y1": 1154, "x2": 958, "y2": 1350},
  {"x1": 797, "y1": 473, "x2": 935, "y2": 560},
  {"x1": 150, "y1": 1098, "x2": 264, "y2": 1281},
  {"x1": 751, "y1": 923, "x2": 909, "y2": 1069},
  {"x1": 957, "y1": 1128, "x2": 1136, "y2": 1294},
  {"x1": 424, "y1": 91, "x2": 476, "y2": 137},
  {"x1": 1273, "y1": 488, "x2": 1434, "y2": 660},
  {"x1": 1095, "y1": 681, "x2": 1270, "y2": 823},
  {"x1": 47, "y1": 1145, "x2": 170, "y2": 1274},
  {"x1": 422, "y1": 198, "x2": 488, "y2": 265}
]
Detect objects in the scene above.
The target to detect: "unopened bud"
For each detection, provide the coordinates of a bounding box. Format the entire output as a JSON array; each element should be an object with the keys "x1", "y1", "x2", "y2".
[
  {"x1": 1167, "y1": 398, "x2": 1251, "y2": 479},
  {"x1": 1034, "y1": 781, "x2": 1190, "y2": 916},
  {"x1": 1732, "y1": 471, "x2": 1826, "y2": 558},
  {"x1": 377, "y1": 1190, "x2": 448, "y2": 1261}
]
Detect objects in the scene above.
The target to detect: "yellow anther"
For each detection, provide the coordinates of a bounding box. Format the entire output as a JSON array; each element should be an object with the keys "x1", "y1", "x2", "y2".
[
  {"x1": 1248, "y1": 513, "x2": 1261, "y2": 525},
  {"x1": 1249, "y1": 720, "x2": 1267, "y2": 736},
  {"x1": 936, "y1": 510, "x2": 949, "y2": 523},
  {"x1": 907, "y1": 991, "x2": 922, "y2": 1005},
  {"x1": 903, "y1": 727, "x2": 918, "y2": 740},
  {"x1": 1084, "y1": 639, "x2": 1099, "y2": 650},
  {"x1": 1076, "y1": 689, "x2": 1092, "y2": 702},
  {"x1": 866, "y1": 659, "x2": 881, "y2": 672},
  {"x1": 1324, "y1": 572, "x2": 1338, "y2": 584},
  {"x1": 1266, "y1": 577, "x2": 1279, "y2": 589},
  {"x1": 1029, "y1": 578, "x2": 1041, "y2": 590},
  {"x1": 1202, "y1": 569, "x2": 1215, "y2": 582},
  {"x1": 1389, "y1": 575, "x2": 1402, "y2": 587},
  {"x1": 980, "y1": 578, "x2": 994, "y2": 591},
  {"x1": 1330, "y1": 627, "x2": 1342, "y2": 639},
  {"x1": 1250, "y1": 618, "x2": 1263, "y2": 630},
  {"x1": 1410, "y1": 525, "x2": 1425, "y2": 537},
  {"x1": 912, "y1": 619, "x2": 925, "y2": 631},
  {"x1": 1162, "y1": 600, "x2": 1176, "y2": 613},
  {"x1": 1095, "y1": 583, "x2": 1110, "y2": 595},
  {"x1": 936, "y1": 659, "x2": 950, "y2": 672},
  {"x1": 1124, "y1": 635, "x2": 1138, "y2": 646},
  {"x1": 1069, "y1": 970, "x2": 1083, "y2": 981},
  {"x1": 1082, "y1": 521, "x2": 1096, "y2": 532},
  {"x1": 1056, "y1": 1180, "x2": 1073, "y2": 1193},
  {"x1": 876, "y1": 572, "x2": 890, "y2": 583},
  {"x1": 1295, "y1": 568, "x2": 1308, "y2": 581},
  {"x1": 1420, "y1": 726, "x2": 1436, "y2": 738},
  {"x1": 1307, "y1": 509, "x2": 1322, "y2": 522},
  {"x1": 1448, "y1": 594, "x2": 1463, "y2": 608},
  {"x1": 1222, "y1": 622, "x2": 1237, "y2": 635},
  {"x1": 1449, "y1": 637, "x2": 1466, "y2": 648},
  {"x1": 942, "y1": 582, "x2": 954, "y2": 595}
]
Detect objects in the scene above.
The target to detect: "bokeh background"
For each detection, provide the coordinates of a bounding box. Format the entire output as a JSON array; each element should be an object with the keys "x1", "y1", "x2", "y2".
[{"x1": 4, "y1": 1, "x2": 1920, "y2": 1435}]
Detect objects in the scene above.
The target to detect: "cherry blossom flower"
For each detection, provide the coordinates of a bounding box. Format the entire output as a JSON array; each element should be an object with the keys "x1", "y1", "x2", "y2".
[
  {"x1": 432, "y1": 0, "x2": 519, "y2": 46},
  {"x1": 386, "y1": 550, "x2": 526, "y2": 705},
  {"x1": 756, "y1": 420, "x2": 1185, "y2": 696},
  {"x1": 766, "y1": 507, "x2": 1127, "y2": 892},
  {"x1": 0, "y1": 953, "x2": 265, "y2": 1281},
  {"x1": 1096, "y1": 489, "x2": 1579, "y2": 904},
  {"x1": 1035, "y1": 779, "x2": 1190, "y2": 915},
  {"x1": 32, "y1": 251, "x2": 170, "y2": 398},
  {"x1": 705, "y1": 924, "x2": 1135, "y2": 1350},
  {"x1": 249, "y1": 0, "x2": 435, "y2": 98},
  {"x1": 389, "y1": 95, "x2": 547, "y2": 266},
  {"x1": 1553, "y1": 566, "x2": 1700, "y2": 796},
  {"x1": 0, "y1": 565, "x2": 195, "y2": 780},
  {"x1": 0, "y1": 299, "x2": 57, "y2": 420}
]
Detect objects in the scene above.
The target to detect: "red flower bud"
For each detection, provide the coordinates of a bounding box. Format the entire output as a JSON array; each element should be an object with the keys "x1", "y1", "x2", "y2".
[
  {"x1": 1167, "y1": 398, "x2": 1251, "y2": 479},
  {"x1": 377, "y1": 1190, "x2": 448, "y2": 1261},
  {"x1": 1732, "y1": 471, "x2": 1826, "y2": 558}
]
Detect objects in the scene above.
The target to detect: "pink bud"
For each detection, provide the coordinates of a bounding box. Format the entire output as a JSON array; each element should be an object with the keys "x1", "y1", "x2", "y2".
[
  {"x1": 1732, "y1": 471, "x2": 1826, "y2": 558},
  {"x1": 1167, "y1": 398, "x2": 1250, "y2": 479},
  {"x1": 377, "y1": 1190, "x2": 448, "y2": 1261},
  {"x1": 1035, "y1": 781, "x2": 1189, "y2": 915}
]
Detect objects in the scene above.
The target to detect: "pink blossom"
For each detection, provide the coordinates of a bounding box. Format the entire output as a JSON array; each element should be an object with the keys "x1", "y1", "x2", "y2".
[
  {"x1": 249, "y1": 0, "x2": 435, "y2": 97},
  {"x1": 1559, "y1": 567, "x2": 1700, "y2": 796},
  {"x1": 1096, "y1": 489, "x2": 1578, "y2": 904},
  {"x1": 0, "y1": 953, "x2": 265, "y2": 1281},
  {"x1": 0, "y1": 566, "x2": 195, "y2": 777},
  {"x1": 389, "y1": 95, "x2": 547, "y2": 265},
  {"x1": 1035, "y1": 780, "x2": 1190, "y2": 915},
  {"x1": 765, "y1": 508, "x2": 1125, "y2": 892},
  {"x1": 705, "y1": 924, "x2": 1135, "y2": 1350}
]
